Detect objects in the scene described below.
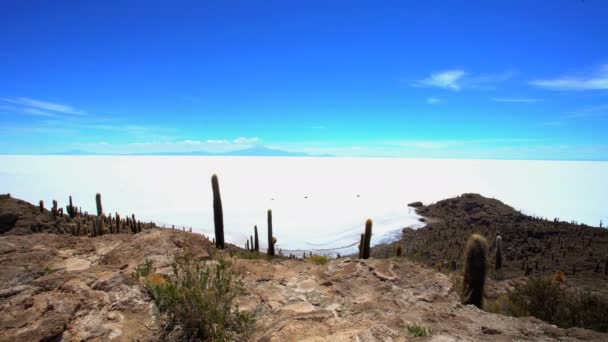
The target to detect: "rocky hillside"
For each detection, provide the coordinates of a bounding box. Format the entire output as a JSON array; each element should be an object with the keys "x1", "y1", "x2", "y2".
[
  {"x1": 1, "y1": 194, "x2": 607, "y2": 341},
  {"x1": 380, "y1": 193, "x2": 608, "y2": 296}
]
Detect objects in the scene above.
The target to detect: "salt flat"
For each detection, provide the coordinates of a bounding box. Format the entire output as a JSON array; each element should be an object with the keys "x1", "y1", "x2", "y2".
[{"x1": 0, "y1": 156, "x2": 606, "y2": 253}]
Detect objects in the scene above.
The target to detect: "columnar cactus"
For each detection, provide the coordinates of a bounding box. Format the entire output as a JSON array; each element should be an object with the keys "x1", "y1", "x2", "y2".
[
  {"x1": 211, "y1": 174, "x2": 225, "y2": 249},
  {"x1": 254, "y1": 225, "x2": 259, "y2": 251},
  {"x1": 358, "y1": 234, "x2": 364, "y2": 259},
  {"x1": 361, "y1": 219, "x2": 372, "y2": 259},
  {"x1": 39, "y1": 200, "x2": 44, "y2": 213},
  {"x1": 96, "y1": 193, "x2": 103, "y2": 216},
  {"x1": 250, "y1": 235, "x2": 254, "y2": 252},
  {"x1": 461, "y1": 234, "x2": 488, "y2": 308},
  {"x1": 267, "y1": 209, "x2": 275, "y2": 256},
  {"x1": 495, "y1": 235, "x2": 503, "y2": 271},
  {"x1": 67, "y1": 195, "x2": 77, "y2": 218},
  {"x1": 116, "y1": 213, "x2": 120, "y2": 233},
  {"x1": 52, "y1": 200, "x2": 58, "y2": 218},
  {"x1": 396, "y1": 244, "x2": 403, "y2": 257}
]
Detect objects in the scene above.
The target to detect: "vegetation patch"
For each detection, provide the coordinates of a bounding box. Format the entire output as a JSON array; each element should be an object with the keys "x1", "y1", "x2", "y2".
[
  {"x1": 489, "y1": 277, "x2": 608, "y2": 333},
  {"x1": 407, "y1": 323, "x2": 433, "y2": 337},
  {"x1": 309, "y1": 255, "x2": 330, "y2": 265},
  {"x1": 143, "y1": 254, "x2": 254, "y2": 341}
]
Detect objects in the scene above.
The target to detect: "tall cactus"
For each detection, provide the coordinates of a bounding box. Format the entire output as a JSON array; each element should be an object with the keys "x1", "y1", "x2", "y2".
[
  {"x1": 250, "y1": 235, "x2": 254, "y2": 252},
  {"x1": 495, "y1": 235, "x2": 503, "y2": 271},
  {"x1": 52, "y1": 200, "x2": 58, "y2": 219},
  {"x1": 39, "y1": 200, "x2": 44, "y2": 213},
  {"x1": 461, "y1": 234, "x2": 488, "y2": 308},
  {"x1": 67, "y1": 195, "x2": 77, "y2": 218},
  {"x1": 267, "y1": 209, "x2": 275, "y2": 256},
  {"x1": 95, "y1": 193, "x2": 103, "y2": 216},
  {"x1": 361, "y1": 219, "x2": 372, "y2": 259},
  {"x1": 211, "y1": 174, "x2": 225, "y2": 249},
  {"x1": 254, "y1": 225, "x2": 259, "y2": 251},
  {"x1": 358, "y1": 234, "x2": 364, "y2": 259},
  {"x1": 116, "y1": 213, "x2": 121, "y2": 233}
]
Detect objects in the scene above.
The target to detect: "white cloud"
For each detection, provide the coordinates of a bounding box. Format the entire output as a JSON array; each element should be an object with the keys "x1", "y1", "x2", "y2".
[
  {"x1": 491, "y1": 97, "x2": 543, "y2": 103},
  {"x1": 232, "y1": 137, "x2": 259, "y2": 144},
  {"x1": 1, "y1": 97, "x2": 85, "y2": 115},
  {"x1": 416, "y1": 70, "x2": 466, "y2": 90},
  {"x1": 426, "y1": 97, "x2": 441, "y2": 104},
  {"x1": 530, "y1": 65, "x2": 608, "y2": 90}
]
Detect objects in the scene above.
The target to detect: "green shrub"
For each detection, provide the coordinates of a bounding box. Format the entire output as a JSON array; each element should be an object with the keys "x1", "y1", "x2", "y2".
[
  {"x1": 506, "y1": 277, "x2": 608, "y2": 332},
  {"x1": 309, "y1": 255, "x2": 330, "y2": 265},
  {"x1": 232, "y1": 250, "x2": 263, "y2": 260},
  {"x1": 133, "y1": 259, "x2": 155, "y2": 279},
  {"x1": 145, "y1": 254, "x2": 254, "y2": 341},
  {"x1": 407, "y1": 323, "x2": 433, "y2": 337}
]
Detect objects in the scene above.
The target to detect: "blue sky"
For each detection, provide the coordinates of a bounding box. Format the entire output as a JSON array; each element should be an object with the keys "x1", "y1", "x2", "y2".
[{"x1": 1, "y1": 0, "x2": 608, "y2": 159}]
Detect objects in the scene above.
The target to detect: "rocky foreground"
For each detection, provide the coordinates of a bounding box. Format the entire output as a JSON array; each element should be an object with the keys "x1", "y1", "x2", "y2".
[{"x1": 1, "y1": 194, "x2": 607, "y2": 341}]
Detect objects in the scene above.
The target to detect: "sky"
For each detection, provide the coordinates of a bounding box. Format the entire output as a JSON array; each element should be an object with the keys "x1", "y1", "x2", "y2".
[{"x1": 1, "y1": 0, "x2": 608, "y2": 160}]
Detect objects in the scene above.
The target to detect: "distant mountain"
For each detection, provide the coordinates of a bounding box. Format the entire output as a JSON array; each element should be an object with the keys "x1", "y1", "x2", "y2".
[{"x1": 52, "y1": 146, "x2": 333, "y2": 157}]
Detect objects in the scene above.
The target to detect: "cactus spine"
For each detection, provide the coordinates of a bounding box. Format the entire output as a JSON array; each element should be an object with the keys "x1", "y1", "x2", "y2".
[
  {"x1": 495, "y1": 235, "x2": 503, "y2": 271},
  {"x1": 95, "y1": 193, "x2": 103, "y2": 216},
  {"x1": 254, "y1": 225, "x2": 259, "y2": 252},
  {"x1": 461, "y1": 234, "x2": 488, "y2": 308},
  {"x1": 211, "y1": 174, "x2": 225, "y2": 249},
  {"x1": 361, "y1": 219, "x2": 372, "y2": 259},
  {"x1": 267, "y1": 209, "x2": 275, "y2": 256}
]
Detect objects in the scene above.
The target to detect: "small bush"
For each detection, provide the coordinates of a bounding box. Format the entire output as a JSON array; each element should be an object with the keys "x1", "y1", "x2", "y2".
[
  {"x1": 145, "y1": 254, "x2": 254, "y2": 341},
  {"x1": 232, "y1": 250, "x2": 262, "y2": 260},
  {"x1": 407, "y1": 323, "x2": 433, "y2": 337},
  {"x1": 309, "y1": 255, "x2": 330, "y2": 265},
  {"x1": 133, "y1": 259, "x2": 155, "y2": 279},
  {"x1": 506, "y1": 277, "x2": 608, "y2": 332}
]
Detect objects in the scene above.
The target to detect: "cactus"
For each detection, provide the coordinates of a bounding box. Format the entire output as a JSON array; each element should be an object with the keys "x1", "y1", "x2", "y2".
[
  {"x1": 116, "y1": 213, "x2": 120, "y2": 233},
  {"x1": 361, "y1": 219, "x2": 372, "y2": 259},
  {"x1": 461, "y1": 234, "x2": 488, "y2": 308},
  {"x1": 358, "y1": 234, "x2": 364, "y2": 259},
  {"x1": 211, "y1": 174, "x2": 225, "y2": 249},
  {"x1": 67, "y1": 195, "x2": 77, "y2": 218},
  {"x1": 250, "y1": 235, "x2": 254, "y2": 252},
  {"x1": 396, "y1": 244, "x2": 403, "y2": 257},
  {"x1": 95, "y1": 193, "x2": 102, "y2": 216},
  {"x1": 267, "y1": 209, "x2": 275, "y2": 256},
  {"x1": 254, "y1": 225, "x2": 259, "y2": 252},
  {"x1": 39, "y1": 200, "x2": 44, "y2": 213},
  {"x1": 494, "y1": 235, "x2": 503, "y2": 271},
  {"x1": 52, "y1": 200, "x2": 58, "y2": 218}
]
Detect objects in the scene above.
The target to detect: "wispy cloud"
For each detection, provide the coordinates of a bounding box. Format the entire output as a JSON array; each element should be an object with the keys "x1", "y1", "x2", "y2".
[
  {"x1": 491, "y1": 97, "x2": 543, "y2": 103},
  {"x1": 68, "y1": 137, "x2": 263, "y2": 154},
  {"x1": 1, "y1": 97, "x2": 85, "y2": 115},
  {"x1": 232, "y1": 137, "x2": 259, "y2": 144},
  {"x1": 530, "y1": 64, "x2": 608, "y2": 91},
  {"x1": 413, "y1": 69, "x2": 514, "y2": 91},
  {"x1": 426, "y1": 97, "x2": 441, "y2": 104},
  {"x1": 415, "y1": 70, "x2": 466, "y2": 90}
]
